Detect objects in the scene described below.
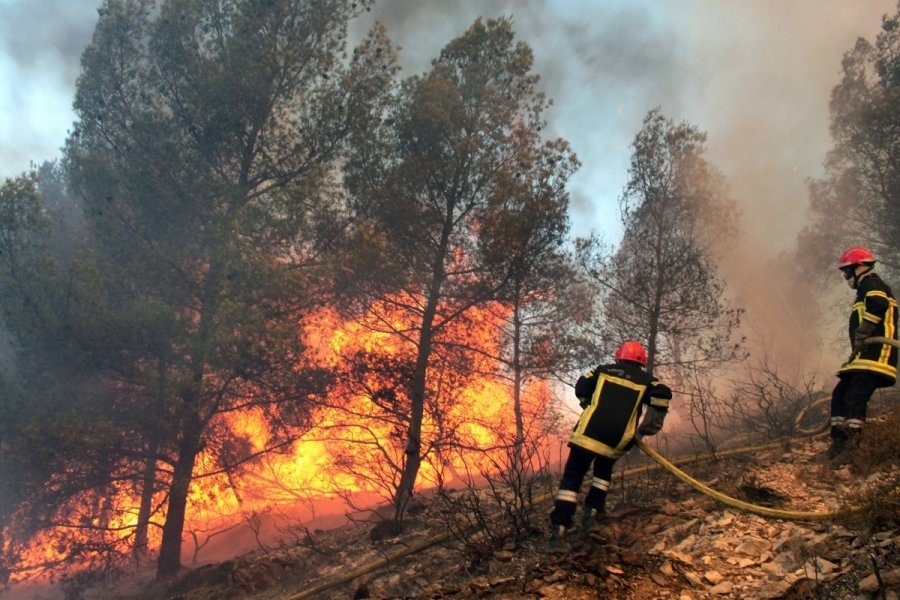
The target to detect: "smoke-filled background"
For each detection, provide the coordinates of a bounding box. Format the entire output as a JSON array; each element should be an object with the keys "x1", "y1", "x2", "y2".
[
  {"x1": 2, "y1": 2, "x2": 899, "y2": 593},
  {"x1": 1, "y1": 0, "x2": 894, "y2": 370}
]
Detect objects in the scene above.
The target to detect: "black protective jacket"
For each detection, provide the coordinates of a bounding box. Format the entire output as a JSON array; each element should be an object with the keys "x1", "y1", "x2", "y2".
[
  {"x1": 571, "y1": 362, "x2": 672, "y2": 459},
  {"x1": 839, "y1": 273, "x2": 898, "y2": 386}
]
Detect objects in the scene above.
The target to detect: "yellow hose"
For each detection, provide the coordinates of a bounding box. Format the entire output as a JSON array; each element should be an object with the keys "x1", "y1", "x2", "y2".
[
  {"x1": 635, "y1": 439, "x2": 840, "y2": 521},
  {"x1": 282, "y1": 396, "x2": 854, "y2": 598},
  {"x1": 865, "y1": 336, "x2": 900, "y2": 348}
]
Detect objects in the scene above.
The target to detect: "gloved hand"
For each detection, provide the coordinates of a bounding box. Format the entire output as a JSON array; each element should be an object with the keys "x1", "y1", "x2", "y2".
[
  {"x1": 853, "y1": 320, "x2": 877, "y2": 355},
  {"x1": 578, "y1": 396, "x2": 591, "y2": 409},
  {"x1": 637, "y1": 407, "x2": 666, "y2": 436},
  {"x1": 637, "y1": 422, "x2": 660, "y2": 436}
]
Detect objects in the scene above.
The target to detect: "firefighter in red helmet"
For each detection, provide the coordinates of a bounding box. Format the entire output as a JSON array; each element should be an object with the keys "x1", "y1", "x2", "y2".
[
  {"x1": 548, "y1": 340, "x2": 672, "y2": 552},
  {"x1": 829, "y1": 247, "x2": 898, "y2": 465}
]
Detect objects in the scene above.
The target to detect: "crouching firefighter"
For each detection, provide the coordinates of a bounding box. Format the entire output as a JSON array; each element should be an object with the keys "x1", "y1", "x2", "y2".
[
  {"x1": 829, "y1": 247, "x2": 898, "y2": 466},
  {"x1": 548, "y1": 340, "x2": 671, "y2": 552}
]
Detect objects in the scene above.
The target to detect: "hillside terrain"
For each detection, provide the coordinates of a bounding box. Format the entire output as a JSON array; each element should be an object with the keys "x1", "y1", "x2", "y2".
[{"x1": 117, "y1": 400, "x2": 899, "y2": 600}]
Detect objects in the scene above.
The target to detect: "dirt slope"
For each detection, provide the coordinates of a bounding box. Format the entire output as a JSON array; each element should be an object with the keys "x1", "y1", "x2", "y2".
[{"x1": 126, "y1": 414, "x2": 899, "y2": 600}]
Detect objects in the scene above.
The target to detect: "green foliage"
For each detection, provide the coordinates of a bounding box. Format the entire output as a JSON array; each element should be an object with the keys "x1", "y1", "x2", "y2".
[
  {"x1": 797, "y1": 5, "x2": 900, "y2": 280},
  {"x1": 0, "y1": 0, "x2": 396, "y2": 581},
  {"x1": 0, "y1": 169, "x2": 155, "y2": 581},
  {"x1": 342, "y1": 17, "x2": 578, "y2": 524}
]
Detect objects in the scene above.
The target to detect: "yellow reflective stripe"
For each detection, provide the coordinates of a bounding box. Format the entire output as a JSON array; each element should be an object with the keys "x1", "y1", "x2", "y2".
[
  {"x1": 852, "y1": 302, "x2": 865, "y2": 324},
  {"x1": 839, "y1": 359, "x2": 897, "y2": 378},
  {"x1": 572, "y1": 374, "x2": 647, "y2": 456},
  {"x1": 881, "y1": 303, "x2": 895, "y2": 363},
  {"x1": 615, "y1": 398, "x2": 643, "y2": 453},
  {"x1": 583, "y1": 370, "x2": 594, "y2": 378},
  {"x1": 603, "y1": 375, "x2": 647, "y2": 453},
  {"x1": 861, "y1": 311, "x2": 881, "y2": 324},
  {"x1": 569, "y1": 433, "x2": 624, "y2": 459},
  {"x1": 603, "y1": 374, "x2": 649, "y2": 393},
  {"x1": 574, "y1": 377, "x2": 605, "y2": 436},
  {"x1": 650, "y1": 397, "x2": 670, "y2": 408},
  {"x1": 597, "y1": 375, "x2": 648, "y2": 453},
  {"x1": 865, "y1": 290, "x2": 889, "y2": 300}
]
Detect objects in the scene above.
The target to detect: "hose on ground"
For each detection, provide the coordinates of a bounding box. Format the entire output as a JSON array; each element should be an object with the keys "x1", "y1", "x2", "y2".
[
  {"x1": 283, "y1": 533, "x2": 453, "y2": 600},
  {"x1": 283, "y1": 393, "x2": 874, "y2": 599},
  {"x1": 635, "y1": 438, "x2": 841, "y2": 521}
]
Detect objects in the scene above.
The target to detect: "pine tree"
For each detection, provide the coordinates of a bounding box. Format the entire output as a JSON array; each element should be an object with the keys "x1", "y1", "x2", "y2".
[
  {"x1": 343, "y1": 17, "x2": 575, "y2": 525},
  {"x1": 578, "y1": 109, "x2": 743, "y2": 379},
  {"x1": 64, "y1": 0, "x2": 395, "y2": 578},
  {"x1": 798, "y1": 6, "x2": 900, "y2": 281}
]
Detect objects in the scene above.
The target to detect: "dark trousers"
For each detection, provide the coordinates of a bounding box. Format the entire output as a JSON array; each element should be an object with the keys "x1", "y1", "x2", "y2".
[
  {"x1": 830, "y1": 371, "x2": 878, "y2": 435},
  {"x1": 549, "y1": 445, "x2": 616, "y2": 527}
]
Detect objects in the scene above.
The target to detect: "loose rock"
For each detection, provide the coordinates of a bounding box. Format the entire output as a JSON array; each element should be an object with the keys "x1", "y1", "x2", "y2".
[{"x1": 709, "y1": 580, "x2": 734, "y2": 594}]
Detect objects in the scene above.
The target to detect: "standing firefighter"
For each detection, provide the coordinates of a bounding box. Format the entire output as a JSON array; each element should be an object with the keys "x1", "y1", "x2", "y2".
[
  {"x1": 549, "y1": 340, "x2": 672, "y2": 551},
  {"x1": 829, "y1": 247, "x2": 898, "y2": 465}
]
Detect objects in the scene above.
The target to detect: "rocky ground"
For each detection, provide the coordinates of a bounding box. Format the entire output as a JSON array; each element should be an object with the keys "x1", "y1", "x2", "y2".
[
  {"x1": 128, "y1": 426, "x2": 900, "y2": 600},
  {"x1": 127, "y1": 414, "x2": 899, "y2": 600}
]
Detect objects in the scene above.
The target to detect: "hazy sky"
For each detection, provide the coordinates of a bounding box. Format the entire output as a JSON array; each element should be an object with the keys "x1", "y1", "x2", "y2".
[{"x1": 0, "y1": 0, "x2": 895, "y2": 249}]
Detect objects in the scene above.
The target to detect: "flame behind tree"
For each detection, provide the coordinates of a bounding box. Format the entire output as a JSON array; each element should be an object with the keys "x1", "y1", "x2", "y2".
[
  {"x1": 477, "y1": 138, "x2": 582, "y2": 458},
  {"x1": 58, "y1": 0, "x2": 395, "y2": 580},
  {"x1": 342, "y1": 17, "x2": 577, "y2": 527},
  {"x1": 304, "y1": 302, "x2": 556, "y2": 518}
]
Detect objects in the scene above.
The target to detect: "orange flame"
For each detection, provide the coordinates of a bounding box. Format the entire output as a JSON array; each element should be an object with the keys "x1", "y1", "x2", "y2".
[{"x1": 10, "y1": 296, "x2": 557, "y2": 581}]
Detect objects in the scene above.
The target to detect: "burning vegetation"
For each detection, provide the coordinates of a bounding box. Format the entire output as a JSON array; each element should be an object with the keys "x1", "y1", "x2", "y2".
[{"x1": 0, "y1": 0, "x2": 898, "y2": 598}]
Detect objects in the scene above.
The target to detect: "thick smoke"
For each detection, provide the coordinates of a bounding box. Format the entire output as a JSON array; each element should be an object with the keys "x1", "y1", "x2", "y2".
[
  {"x1": 356, "y1": 0, "x2": 894, "y2": 379},
  {"x1": 0, "y1": 0, "x2": 97, "y2": 80},
  {"x1": 693, "y1": 2, "x2": 897, "y2": 375},
  {"x1": 2, "y1": 0, "x2": 894, "y2": 377},
  {"x1": 0, "y1": 0, "x2": 100, "y2": 172}
]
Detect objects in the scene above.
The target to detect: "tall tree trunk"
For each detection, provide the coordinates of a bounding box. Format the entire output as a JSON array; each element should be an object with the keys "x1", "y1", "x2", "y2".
[
  {"x1": 512, "y1": 285, "x2": 525, "y2": 458},
  {"x1": 133, "y1": 453, "x2": 156, "y2": 557},
  {"x1": 393, "y1": 210, "x2": 453, "y2": 523},
  {"x1": 157, "y1": 262, "x2": 219, "y2": 578},
  {"x1": 136, "y1": 357, "x2": 166, "y2": 558},
  {"x1": 156, "y1": 412, "x2": 202, "y2": 579},
  {"x1": 393, "y1": 292, "x2": 437, "y2": 523},
  {"x1": 646, "y1": 216, "x2": 665, "y2": 376}
]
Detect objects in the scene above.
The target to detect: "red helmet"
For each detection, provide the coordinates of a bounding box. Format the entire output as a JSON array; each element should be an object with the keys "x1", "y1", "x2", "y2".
[
  {"x1": 615, "y1": 340, "x2": 647, "y2": 366},
  {"x1": 838, "y1": 247, "x2": 876, "y2": 269}
]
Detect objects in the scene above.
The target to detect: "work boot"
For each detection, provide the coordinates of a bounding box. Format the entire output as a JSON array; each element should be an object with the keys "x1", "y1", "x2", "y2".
[
  {"x1": 846, "y1": 428, "x2": 863, "y2": 459},
  {"x1": 580, "y1": 507, "x2": 607, "y2": 537},
  {"x1": 547, "y1": 524, "x2": 567, "y2": 553},
  {"x1": 579, "y1": 508, "x2": 597, "y2": 537},
  {"x1": 827, "y1": 437, "x2": 850, "y2": 468}
]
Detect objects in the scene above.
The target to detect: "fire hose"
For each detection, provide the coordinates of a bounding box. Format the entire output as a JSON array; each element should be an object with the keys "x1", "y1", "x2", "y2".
[
  {"x1": 635, "y1": 439, "x2": 836, "y2": 521},
  {"x1": 865, "y1": 336, "x2": 900, "y2": 348},
  {"x1": 637, "y1": 340, "x2": 897, "y2": 519},
  {"x1": 284, "y1": 394, "x2": 858, "y2": 599},
  {"x1": 844, "y1": 336, "x2": 900, "y2": 365}
]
